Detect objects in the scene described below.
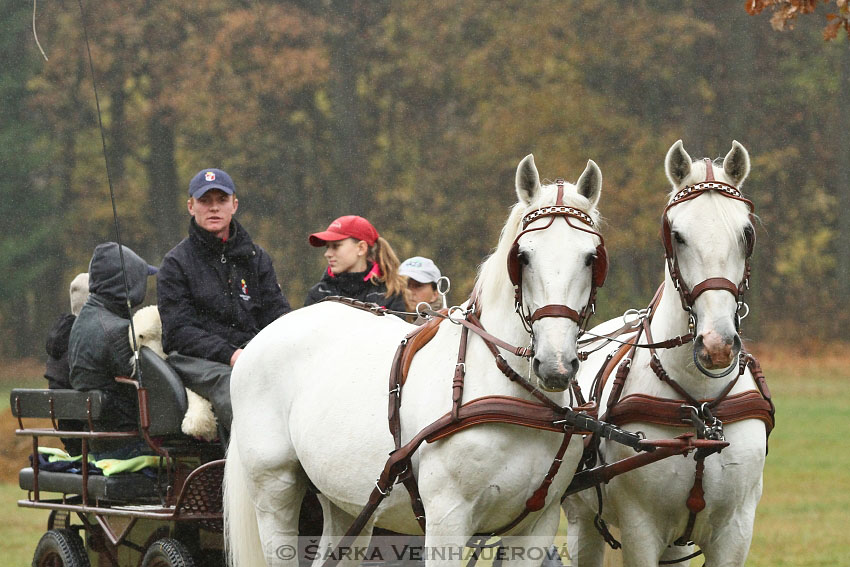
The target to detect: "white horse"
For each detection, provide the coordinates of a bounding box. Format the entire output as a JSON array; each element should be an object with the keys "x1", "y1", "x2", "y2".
[
  {"x1": 564, "y1": 140, "x2": 772, "y2": 566},
  {"x1": 224, "y1": 154, "x2": 606, "y2": 567}
]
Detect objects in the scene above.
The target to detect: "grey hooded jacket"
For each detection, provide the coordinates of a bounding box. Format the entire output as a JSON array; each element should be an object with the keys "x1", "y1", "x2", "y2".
[{"x1": 69, "y1": 243, "x2": 153, "y2": 432}]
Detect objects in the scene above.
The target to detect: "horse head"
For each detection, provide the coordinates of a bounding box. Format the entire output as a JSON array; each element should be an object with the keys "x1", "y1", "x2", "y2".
[
  {"x1": 509, "y1": 154, "x2": 605, "y2": 391},
  {"x1": 663, "y1": 140, "x2": 754, "y2": 376}
]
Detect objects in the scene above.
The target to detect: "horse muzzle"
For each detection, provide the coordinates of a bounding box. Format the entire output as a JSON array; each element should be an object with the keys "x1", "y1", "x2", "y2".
[
  {"x1": 694, "y1": 330, "x2": 742, "y2": 373},
  {"x1": 532, "y1": 354, "x2": 579, "y2": 392}
]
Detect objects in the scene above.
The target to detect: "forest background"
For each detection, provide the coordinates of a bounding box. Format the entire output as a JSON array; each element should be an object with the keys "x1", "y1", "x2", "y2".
[{"x1": 1, "y1": 0, "x2": 848, "y2": 359}]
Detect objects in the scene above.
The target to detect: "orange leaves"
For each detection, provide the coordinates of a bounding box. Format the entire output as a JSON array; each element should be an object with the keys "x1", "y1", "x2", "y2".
[{"x1": 745, "y1": 0, "x2": 850, "y2": 38}]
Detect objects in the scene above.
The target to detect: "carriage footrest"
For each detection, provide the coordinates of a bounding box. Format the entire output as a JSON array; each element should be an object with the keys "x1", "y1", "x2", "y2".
[{"x1": 19, "y1": 467, "x2": 161, "y2": 502}]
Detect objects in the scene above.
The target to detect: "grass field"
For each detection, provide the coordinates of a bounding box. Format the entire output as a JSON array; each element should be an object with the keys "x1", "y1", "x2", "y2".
[{"x1": 2, "y1": 349, "x2": 849, "y2": 566}]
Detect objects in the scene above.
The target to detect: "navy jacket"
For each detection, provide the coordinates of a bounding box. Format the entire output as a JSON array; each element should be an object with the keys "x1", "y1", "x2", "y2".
[
  {"x1": 157, "y1": 218, "x2": 291, "y2": 364},
  {"x1": 304, "y1": 264, "x2": 408, "y2": 313}
]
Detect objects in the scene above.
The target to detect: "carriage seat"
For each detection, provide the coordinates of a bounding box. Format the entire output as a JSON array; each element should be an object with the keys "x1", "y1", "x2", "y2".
[
  {"x1": 18, "y1": 467, "x2": 160, "y2": 502},
  {"x1": 10, "y1": 346, "x2": 187, "y2": 437}
]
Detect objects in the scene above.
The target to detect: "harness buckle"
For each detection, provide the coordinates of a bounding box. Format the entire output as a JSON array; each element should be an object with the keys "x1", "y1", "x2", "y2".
[{"x1": 375, "y1": 480, "x2": 392, "y2": 496}]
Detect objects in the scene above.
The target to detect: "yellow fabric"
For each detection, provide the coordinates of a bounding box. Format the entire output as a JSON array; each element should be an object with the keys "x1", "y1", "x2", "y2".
[
  {"x1": 37, "y1": 447, "x2": 159, "y2": 476},
  {"x1": 94, "y1": 455, "x2": 161, "y2": 477}
]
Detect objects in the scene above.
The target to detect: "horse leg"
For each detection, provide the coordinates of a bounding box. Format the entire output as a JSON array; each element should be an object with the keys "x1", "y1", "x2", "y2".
[
  {"x1": 698, "y1": 508, "x2": 758, "y2": 567},
  {"x1": 310, "y1": 495, "x2": 374, "y2": 567},
  {"x1": 659, "y1": 543, "x2": 696, "y2": 566},
  {"x1": 225, "y1": 435, "x2": 307, "y2": 567},
  {"x1": 251, "y1": 474, "x2": 308, "y2": 567},
  {"x1": 502, "y1": 504, "x2": 564, "y2": 567},
  {"x1": 564, "y1": 498, "x2": 605, "y2": 567},
  {"x1": 614, "y1": 510, "x2": 668, "y2": 567}
]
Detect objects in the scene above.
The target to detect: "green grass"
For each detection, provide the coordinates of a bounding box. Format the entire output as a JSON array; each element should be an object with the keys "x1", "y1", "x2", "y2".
[
  {"x1": 2, "y1": 353, "x2": 848, "y2": 566},
  {"x1": 745, "y1": 354, "x2": 850, "y2": 567},
  {"x1": 0, "y1": 483, "x2": 59, "y2": 566}
]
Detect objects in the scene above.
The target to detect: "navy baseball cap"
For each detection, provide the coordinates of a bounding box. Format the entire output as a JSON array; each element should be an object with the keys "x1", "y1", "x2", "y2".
[{"x1": 189, "y1": 168, "x2": 236, "y2": 199}]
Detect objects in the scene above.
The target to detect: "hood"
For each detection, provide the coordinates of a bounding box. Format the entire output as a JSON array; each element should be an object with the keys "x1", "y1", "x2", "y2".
[{"x1": 88, "y1": 242, "x2": 156, "y2": 307}]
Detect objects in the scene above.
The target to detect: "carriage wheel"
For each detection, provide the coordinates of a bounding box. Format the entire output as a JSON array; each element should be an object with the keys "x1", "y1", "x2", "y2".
[
  {"x1": 32, "y1": 529, "x2": 91, "y2": 567},
  {"x1": 141, "y1": 538, "x2": 195, "y2": 567}
]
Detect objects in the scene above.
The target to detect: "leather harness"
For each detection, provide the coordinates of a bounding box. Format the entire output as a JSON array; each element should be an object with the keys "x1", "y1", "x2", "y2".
[
  {"x1": 587, "y1": 293, "x2": 774, "y2": 548},
  {"x1": 310, "y1": 296, "x2": 593, "y2": 567},
  {"x1": 578, "y1": 163, "x2": 773, "y2": 551}
]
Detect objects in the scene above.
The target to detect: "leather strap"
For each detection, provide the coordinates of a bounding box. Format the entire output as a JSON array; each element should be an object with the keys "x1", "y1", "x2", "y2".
[
  {"x1": 688, "y1": 277, "x2": 740, "y2": 303},
  {"x1": 605, "y1": 390, "x2": 775, "y2": 433},
  {"x1": 529, "y1": 304, "x2": 582, "y2": 324}
]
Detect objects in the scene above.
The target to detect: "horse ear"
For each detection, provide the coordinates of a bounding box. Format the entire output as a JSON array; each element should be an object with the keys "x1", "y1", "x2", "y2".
[
  {"x1": 575, "y1": 159, "x2": 602, "y2": 209},
  {"x1": 723, "y1": 140, "x2": 751, "y2": 186},
  {"x1": 665, "y1": 140, "x2": 692, "y2": 187},
  {"x1": 515, "y1": 154, "x2": 541, "y2": 205}
]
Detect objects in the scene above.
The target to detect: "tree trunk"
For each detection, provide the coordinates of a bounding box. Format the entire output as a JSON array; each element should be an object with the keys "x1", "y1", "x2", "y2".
[
  {"x1": 147, "y1": 107, "x2": 183, "y2": 262},
  {"x1": 835, "y1": 48, "x2": 850, "y2": 321}
]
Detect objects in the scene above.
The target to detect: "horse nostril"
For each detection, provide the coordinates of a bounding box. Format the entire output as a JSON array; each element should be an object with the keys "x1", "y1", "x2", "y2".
[
  {"x1": 694, "y1": 334, "x2": 704, "y2": 350},
  {"x1": 732, "y1": 334, "x2": 742, "y2": 352},
  {"x1": 533, "y1": 357, "x2": 541, "y2": 376},
  {"x1": 570, "y1": 358, "x2": 579, "y2": 374}
]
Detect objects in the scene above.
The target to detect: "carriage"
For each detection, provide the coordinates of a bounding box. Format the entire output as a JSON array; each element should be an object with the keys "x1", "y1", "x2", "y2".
[{"x1": 11, "y1": 346, "x2": 226, "y2": 567}]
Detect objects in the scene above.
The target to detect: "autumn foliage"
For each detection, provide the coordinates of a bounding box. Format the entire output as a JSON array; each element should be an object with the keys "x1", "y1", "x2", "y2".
[
  {"x1": 1, "y1": 0, "x2": 848, "y2": 358},
  {"x1": 746, "y1": 0, "x2": 850, "y2": 39}
]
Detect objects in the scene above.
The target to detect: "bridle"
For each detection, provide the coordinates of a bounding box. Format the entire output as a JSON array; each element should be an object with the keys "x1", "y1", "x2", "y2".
[
  {"x1": 507, "y1": 179, "x2": 608, "y2": 335},
  {"x1": 661, "y1": 158, "x2": 755, "y2": 335}
]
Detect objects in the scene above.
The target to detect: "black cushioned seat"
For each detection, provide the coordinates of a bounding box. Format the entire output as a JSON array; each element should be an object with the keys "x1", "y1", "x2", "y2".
[
  {"x1": 19, "y1": 467, "x2": 160, "y2": 502},
  {"x1": 138, "y1": 346, "x2": 188, "y2": 437}
]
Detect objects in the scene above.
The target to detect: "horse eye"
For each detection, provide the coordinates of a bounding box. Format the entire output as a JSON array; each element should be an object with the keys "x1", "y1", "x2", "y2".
[
  {"x1": 742, "y1": 226, "x2": 755, "y2": 255},
  {"x1": 673, "y1": 231, "x2": 686, "y2": 245},
  {"x1": 585, "y1": 253, "x2": 596, "y2": 267},
  {"x1": 518, "y1": 251, "x2": 530, "y2": 266}
]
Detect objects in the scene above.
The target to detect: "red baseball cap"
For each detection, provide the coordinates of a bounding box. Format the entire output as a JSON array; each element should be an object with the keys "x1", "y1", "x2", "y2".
[{"x1": 309, "y1": 215, "x2": 380, "y2": 247}]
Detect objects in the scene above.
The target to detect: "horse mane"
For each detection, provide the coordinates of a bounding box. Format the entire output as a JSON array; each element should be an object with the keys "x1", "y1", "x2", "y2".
[{"x1": 474, "y1": 181, "x2": 600, "y2": 314}]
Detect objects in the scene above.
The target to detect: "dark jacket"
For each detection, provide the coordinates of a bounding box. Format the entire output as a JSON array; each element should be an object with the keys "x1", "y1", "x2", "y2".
[
  {"x1": 45, "y1": 313, "x2": 76, "y2": 390},
  {"x1": 69, "y1": 243, "x2": 151, "y2": 433},
  {"x1": 304, "y1": 264, "x2": 408, "y2": 313},
  {"x1": 157, "y1": 218, "x2": 291, "y2": 364}
]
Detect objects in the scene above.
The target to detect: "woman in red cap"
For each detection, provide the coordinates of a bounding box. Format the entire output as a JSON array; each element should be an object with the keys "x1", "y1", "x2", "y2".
[{"x1": 304, "y1": 215, "x2": 408, "y2": 313}]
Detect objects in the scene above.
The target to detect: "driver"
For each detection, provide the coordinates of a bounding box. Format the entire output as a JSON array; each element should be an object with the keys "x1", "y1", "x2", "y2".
[{"x1": 157, "y1": 168, "x2": 291, "y2": 434}]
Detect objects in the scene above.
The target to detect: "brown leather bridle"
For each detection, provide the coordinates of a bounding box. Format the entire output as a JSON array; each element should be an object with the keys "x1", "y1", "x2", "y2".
[
  {"x1": 507, "y1": 179, "x2": 608, "y2": 335},
  {"x1": 661, "y1": 158, "x2": 755, "y2": 326}
]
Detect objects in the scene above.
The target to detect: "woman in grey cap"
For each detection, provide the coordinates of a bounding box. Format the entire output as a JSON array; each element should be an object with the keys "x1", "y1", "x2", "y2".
[{"x1": 399, "y1": 256, "x2": 444, "y2": 312}]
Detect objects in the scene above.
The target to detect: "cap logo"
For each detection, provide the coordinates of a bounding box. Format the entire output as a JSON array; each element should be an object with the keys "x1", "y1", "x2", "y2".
[
  {"x1": 331, "y1": 221, "x2": 342, "y2": 229},
  {"x1": 205, "y1": 171, "x2": 216, "y2": 181}
]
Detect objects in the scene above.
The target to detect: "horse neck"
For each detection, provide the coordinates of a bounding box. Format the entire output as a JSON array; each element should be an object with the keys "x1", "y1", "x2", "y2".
[
  {"x1": 476, "y1": 282, "x2": 532, "y2": 362},
  {"x1": 642, "y1": 271, "x2": 736, "y2": 400},
  {"x1": 469, "y1": 281, "x2": 542, "y2": 397}
]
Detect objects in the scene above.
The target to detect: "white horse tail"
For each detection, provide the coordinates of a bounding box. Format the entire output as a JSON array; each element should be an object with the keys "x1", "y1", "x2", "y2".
[{"x1": 224, "y1": 436, "x2": 267, "y2": 567}]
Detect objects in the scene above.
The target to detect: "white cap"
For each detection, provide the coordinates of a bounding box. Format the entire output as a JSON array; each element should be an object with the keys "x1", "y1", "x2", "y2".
[
  {"x1": 399, "y1": 257, "x2": 441, "y2": 284},
  {"x1": 69, "y1": 272, "x2": 90, "y2": 316}
]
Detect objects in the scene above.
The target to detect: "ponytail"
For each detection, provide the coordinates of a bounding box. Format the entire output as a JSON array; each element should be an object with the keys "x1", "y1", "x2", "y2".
[{"x1": 368, "y1": 236, "x2": 407, "y2": 300}]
